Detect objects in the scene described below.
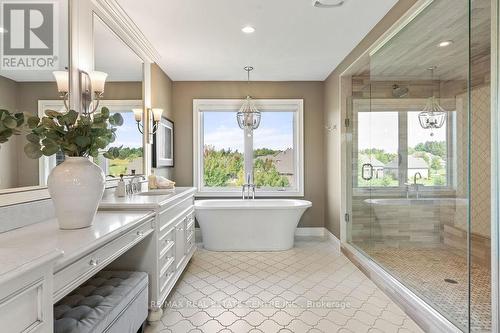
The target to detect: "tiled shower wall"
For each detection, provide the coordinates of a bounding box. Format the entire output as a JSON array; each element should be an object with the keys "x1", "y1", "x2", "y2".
[
  {"x1": 351, "y1": 196, "x2": 457, "y2": 248},
  {"x1": 454, "y1": 85, "x2": 491, "y2": 238}
]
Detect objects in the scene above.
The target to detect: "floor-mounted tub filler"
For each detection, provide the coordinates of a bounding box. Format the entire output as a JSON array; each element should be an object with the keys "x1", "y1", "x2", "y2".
[{"x1": 195, "y1": 199, "x2": 312, "y2": 251}]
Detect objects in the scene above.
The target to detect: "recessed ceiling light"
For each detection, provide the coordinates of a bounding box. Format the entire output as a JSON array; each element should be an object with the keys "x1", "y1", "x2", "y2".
[
  {"x1": 438, "y1": 40, "x2": 454, "y2": 47},
  {"x1": 242, "y1": 26, "x2": 255, "y2": 34}
]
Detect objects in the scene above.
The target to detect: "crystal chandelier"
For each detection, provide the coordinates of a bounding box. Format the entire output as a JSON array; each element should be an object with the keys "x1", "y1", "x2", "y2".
[
  {"x1": 237, "y1": 66, "x2": 261, "y2": 131},
  {"x1": 418, "y1": 66, "x2": 446, "y2": 136}
]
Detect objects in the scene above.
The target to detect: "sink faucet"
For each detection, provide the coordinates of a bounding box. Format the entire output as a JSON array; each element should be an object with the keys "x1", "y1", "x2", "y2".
[
  {"x1": 242, "y1": 173, "x2": 255, "y2": 199},
  {"x1": 126, "y1": 171, "x2": 144, "y2": 195}
]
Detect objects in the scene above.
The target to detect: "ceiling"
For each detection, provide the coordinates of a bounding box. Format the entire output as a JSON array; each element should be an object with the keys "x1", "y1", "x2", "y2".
[
  {"x1": 116, "y1": 0, "x2": 398, "y2": 81},
  {"x1": 94, "y1": 14, "x2": 143, "y2": 82},
  {"x1": 368, "y1": 0, "x2": 490, "y2": 81}
]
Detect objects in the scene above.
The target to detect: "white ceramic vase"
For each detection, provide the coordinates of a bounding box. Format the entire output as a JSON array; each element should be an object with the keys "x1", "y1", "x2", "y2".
[{"x1": 48, "y1": 157, "x2": 105, "y2": 230}]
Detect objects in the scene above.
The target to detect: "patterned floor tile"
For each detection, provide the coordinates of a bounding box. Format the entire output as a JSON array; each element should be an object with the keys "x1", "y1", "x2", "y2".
[
  {"x1": 361, "y1": 246, "x2": 491, "y2": 332},
  {"x1": 145, "y1": 240, "x2": 423, "y2": 333}
]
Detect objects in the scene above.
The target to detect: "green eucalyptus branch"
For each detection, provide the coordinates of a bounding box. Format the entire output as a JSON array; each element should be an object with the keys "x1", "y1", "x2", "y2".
[
  {"x1": 24, "y1": 107, "x2": 125, "y2": 160},
  {"x1": 0, "y1": 109, "x2": 29, "y2": 145}
]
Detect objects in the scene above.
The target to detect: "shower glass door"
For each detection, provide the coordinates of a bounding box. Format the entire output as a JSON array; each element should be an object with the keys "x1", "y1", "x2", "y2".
[{"x1": 344, "y1": 0, "x2": 490, "y2": 331}]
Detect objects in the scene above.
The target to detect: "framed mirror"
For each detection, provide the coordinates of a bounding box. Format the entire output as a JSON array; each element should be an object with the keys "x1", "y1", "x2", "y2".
[
  {"x1": 37, "y1": 13, "x2": 146, "y2": 184},
  {"x1": 0, "y1": 0, "x2": 69, "y2": 193},
  {"x1": 91, "y1": 13, "x2": 145, "y2": 178}
]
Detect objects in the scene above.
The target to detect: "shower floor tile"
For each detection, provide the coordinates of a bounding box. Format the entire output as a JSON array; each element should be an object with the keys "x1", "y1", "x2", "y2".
[
  {"x1": 360, "y1": 246, "x2": 491, "y2": 332},
  {"x1": 145, "y1": 239, "x2": 423, "y2": 333}
]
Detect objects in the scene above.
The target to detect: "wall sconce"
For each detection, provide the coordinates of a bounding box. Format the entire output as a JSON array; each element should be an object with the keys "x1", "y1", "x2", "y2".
[
  {"x1": 53, "y1": 70, "x2": 69, "y2": 110},
  {"x1": 80, "y1": 70, "x2": 108, "y2": 115},
  {"x1": 133, "y1": 108, "x2": 163, "y2": 134}
]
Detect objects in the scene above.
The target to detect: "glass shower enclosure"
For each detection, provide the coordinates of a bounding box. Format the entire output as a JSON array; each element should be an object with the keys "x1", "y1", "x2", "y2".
[{"x1": 344, "y1": 0, "x2": 492, "y2": 331}]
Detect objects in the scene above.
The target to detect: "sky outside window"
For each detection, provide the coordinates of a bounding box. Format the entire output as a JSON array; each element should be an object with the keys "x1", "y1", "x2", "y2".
[{"x1": 203, "y1": 111, "x2": 293, "y2": 151}]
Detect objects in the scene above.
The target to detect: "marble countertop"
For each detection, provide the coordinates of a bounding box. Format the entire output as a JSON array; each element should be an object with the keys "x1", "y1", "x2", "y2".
[
  {"x1": 99, "y1": 187, "x2": 196, "y2": 210},
  {"x1": 0, "y1": 210, "x2": 154, "y2": 282}
]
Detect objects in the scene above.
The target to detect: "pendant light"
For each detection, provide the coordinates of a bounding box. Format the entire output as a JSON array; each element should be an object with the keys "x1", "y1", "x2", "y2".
[
  {"x1": 237, "y1": 66, "x2": 261, "y2": 131},
  {"x1": 418, "y1": 66, "x2": 446, "y2": 136}
]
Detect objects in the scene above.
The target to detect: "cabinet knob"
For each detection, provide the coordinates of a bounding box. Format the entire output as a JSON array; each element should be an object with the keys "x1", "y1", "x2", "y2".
[
  {"x1": 136, "y1": 231, "x2": 144, "y2": 237},
  {"x1": 89, "y1": 259, "x2": 98, "y2": 266}
]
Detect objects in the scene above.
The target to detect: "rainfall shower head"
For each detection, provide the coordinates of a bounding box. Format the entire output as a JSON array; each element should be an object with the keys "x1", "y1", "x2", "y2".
[
  {"x1": 392, "y1": 84, "x2": 409, "y2": 98},
  {"x1": 313, "y1": 0, "x2": 346, "y2": 8}
]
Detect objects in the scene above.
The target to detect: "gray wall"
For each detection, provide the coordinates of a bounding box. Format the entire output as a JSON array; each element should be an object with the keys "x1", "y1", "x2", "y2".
[
  {"x1": 171, "y1": 81, "x2": 325, "y2": 228},
  {"x1": 150, "y1": 63, "x2": 174, "y2": 180}
]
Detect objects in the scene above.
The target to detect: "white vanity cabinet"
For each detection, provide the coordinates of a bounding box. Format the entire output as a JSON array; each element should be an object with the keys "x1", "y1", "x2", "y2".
[
  {"x1": 0, "y1": 210, "x2": 154, "y2": 333},
  {"x1": 154, "y1": 192, "x2": 196, "y2": 311},
  {"x1": 100, "y1": 187, "x2": 197, "y2": 318},
  {"x1": 0, "y1": 252, "x2": 60, "y2": 333}
]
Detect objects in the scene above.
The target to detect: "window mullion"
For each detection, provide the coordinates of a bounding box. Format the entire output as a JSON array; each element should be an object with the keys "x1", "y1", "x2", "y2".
[
  {"x1": 399, "y1": 111, "x2": 408, "y2": 186},
  {"x1": 244, "y1": 127, "x2": 254, "y2": 183}
]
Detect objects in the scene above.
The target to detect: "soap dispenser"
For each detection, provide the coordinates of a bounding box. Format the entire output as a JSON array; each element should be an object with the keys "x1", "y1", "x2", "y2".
[
  {"x1": 148, "y1": 169, "x2": 158, "y2": 190},
  {"x1": 116, "y1": 174, "x2": 126, "y2": 197}
]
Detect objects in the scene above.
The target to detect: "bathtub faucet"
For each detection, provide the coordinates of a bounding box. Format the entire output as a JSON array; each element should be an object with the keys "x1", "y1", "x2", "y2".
[
  {"x1": 413, "y1": 172, "x2": 422, "y2": 199},
  {"x1": 242, "y1": 173, "x2": 255, "y2": 199}
]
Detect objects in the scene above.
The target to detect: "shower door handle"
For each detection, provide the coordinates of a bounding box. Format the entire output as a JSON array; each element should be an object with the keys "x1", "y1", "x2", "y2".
[{"x1": 361, "y1": 163, "x2": 373, "y2": 181}]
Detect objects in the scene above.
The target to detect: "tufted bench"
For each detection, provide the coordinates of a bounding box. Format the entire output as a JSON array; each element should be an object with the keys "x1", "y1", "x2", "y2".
[{"x1": 54, "y1": 271, "x2": 148, "y2": 333}]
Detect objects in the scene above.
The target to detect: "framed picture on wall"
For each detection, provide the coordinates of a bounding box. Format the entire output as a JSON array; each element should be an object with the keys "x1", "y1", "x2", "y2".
[{"x1": 153, "y1": 116, "x2": 174, "y2": 168}]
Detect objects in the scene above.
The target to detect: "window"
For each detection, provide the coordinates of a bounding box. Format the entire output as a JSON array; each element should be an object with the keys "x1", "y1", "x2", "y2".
[
  {"x1": 202, "y1": 111, "x2": 244, "y2": 188},
  {"x1": 194, "y1": 99, "x2": 304, "y2": 196},
  {"x1": 37, "y1": 100, "x2": 144, "y2": 184},
  {"x1": 353, "y1": 101, "x2": 454, "y2": 190},
  {"x1": 93, "y1": 100, "x2": 144, "y2": 178},
  {"x1": 357, "y1": 112, "x2": 399, "y2": 187},
  {"x1": 407, "y1": 112, "x2": 448, "y2": 186}
]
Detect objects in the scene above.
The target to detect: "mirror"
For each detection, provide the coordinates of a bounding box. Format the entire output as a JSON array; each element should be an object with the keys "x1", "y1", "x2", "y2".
[
  {"x1": 40, "y1": 14, "x2": 146, "y2": 183},
  {"x1": 0, "y1": 0, "x2": 69, "y2": 191},
  {"x1": 91, "y1": 14, "x2": 144, "y2": 178}
]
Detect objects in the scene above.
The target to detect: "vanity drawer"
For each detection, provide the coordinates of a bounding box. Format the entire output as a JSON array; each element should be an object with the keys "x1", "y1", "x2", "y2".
[
  {"x1": 186, "y1": 212, "x2": 195, "y2": 236},
  {"x1": 159, "y1": 224, "x2": 175, "y2": 254},
  {"x1": 159, "y1": 245, "x2": 175, "y2": 277},
  {"x1": 159, "y1": 255, "x2": 176, "y2": 293},
  {"x1": 186, "y1": 232, "x2": 195, "y2": 255},
  {"x1": 159, "y1": 207, "x2": 193, "y2": 249},
  {"x1": 159, "y1": 222, "x2": 176, "y2": 250},
  {"x1": 54, "y1": 218, "x2": 154, "y2": 301},
  {"x1": 158, "y1": 196, "x2": 193, "y2": 229}
]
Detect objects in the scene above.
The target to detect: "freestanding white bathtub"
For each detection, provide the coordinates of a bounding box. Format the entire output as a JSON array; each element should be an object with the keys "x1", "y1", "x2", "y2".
[{"x1": 195, "y1": 199, "x2": 312, "y2": 251}]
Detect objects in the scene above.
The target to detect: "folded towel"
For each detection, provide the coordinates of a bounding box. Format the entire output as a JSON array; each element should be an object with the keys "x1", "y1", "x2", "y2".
[{"x1": 156, "y1": 176, "x2": 175, "y2": 189}]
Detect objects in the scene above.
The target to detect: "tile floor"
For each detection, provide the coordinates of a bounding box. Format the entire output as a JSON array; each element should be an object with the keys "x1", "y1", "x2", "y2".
[
  {"x1": 361, "y1": 246, "x2": 491, "y2": 332},
  {"x1": 145, "y1": 239, "x2": 423, "y2": 333}
]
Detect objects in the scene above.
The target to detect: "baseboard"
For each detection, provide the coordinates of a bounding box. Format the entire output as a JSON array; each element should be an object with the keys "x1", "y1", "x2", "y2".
[
  {"x1": 294, "y1": 227, "x2": 325, "y2": 237},
  {"x1": 342, "y1": 243, "x2": 461, "y2": 333},
  {"x1": 324, "y1": 228, "x2": 341, "y2": 252}
]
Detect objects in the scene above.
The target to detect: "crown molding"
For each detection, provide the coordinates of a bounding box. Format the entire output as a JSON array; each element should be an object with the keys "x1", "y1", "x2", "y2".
[{"x1": 92, "y1": 0, "x2": 161, "y2": 64}]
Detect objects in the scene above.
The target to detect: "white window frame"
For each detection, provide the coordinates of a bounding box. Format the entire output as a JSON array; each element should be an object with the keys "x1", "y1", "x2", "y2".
[{"x1": 193, "y1": 99, "x2": 304, "y2": 197}]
